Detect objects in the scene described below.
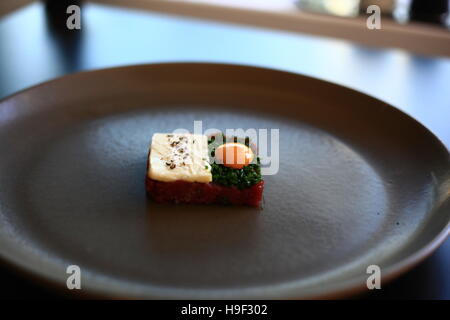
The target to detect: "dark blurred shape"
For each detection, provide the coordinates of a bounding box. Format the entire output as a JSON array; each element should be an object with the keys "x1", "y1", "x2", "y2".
[
  {"x1": 44, "y1": 0, "x2": 84, "y2": 73},
  {"x1": 410, "y1": 0, "x2": 449, "y2": 25}
]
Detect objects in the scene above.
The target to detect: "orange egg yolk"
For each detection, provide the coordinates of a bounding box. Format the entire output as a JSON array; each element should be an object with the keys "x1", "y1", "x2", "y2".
[{"x1": 214, "y1": 143, "x2": 254, "y2": 169}]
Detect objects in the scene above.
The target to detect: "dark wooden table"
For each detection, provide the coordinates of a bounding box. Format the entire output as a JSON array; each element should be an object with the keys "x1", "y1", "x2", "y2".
[{"x1": 0, "y1": 2, "x2": 449, "y2": 299}]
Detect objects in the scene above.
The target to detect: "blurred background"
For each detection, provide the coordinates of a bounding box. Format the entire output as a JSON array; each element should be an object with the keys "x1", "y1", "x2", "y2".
[{"x1": 0, "y1": 0, "x2": 449, "y2": 299}]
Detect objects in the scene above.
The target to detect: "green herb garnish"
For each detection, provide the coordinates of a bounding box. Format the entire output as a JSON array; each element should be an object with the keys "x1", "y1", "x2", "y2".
[{"x1": 210, "y1": 161, "x2": 262, "y2": 189}]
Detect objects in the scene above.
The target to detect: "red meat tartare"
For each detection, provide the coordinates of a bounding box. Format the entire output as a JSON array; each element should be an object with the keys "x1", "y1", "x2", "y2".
[{"x1": 145, "y1": 133, "x2": 264, "y2": 207}]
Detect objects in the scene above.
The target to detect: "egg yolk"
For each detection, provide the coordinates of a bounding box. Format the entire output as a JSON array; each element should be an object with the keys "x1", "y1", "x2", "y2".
[{"x1": 214, "y1": 143, "x2": 254, "y2": 169}]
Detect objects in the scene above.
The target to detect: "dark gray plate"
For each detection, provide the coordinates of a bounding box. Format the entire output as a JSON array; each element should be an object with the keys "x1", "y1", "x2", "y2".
[{"x1": 0, "y1": 63, "x2": 449, "y2": 299}]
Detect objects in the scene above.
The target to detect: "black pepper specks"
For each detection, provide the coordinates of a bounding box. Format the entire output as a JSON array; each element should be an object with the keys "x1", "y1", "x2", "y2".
[{"x1": 164, "y1": 134, "x2": 196, "y2": 170}]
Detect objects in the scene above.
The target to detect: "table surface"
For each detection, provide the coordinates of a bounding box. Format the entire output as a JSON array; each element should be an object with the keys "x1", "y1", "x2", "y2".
[{"x1": 0, "y1": 2, "x2": 449, "y2": 299}]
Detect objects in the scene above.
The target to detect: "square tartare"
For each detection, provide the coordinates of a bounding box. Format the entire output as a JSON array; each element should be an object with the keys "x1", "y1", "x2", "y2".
[{"x1": 145, "y1": 133, "x2": 264, "y2": 207}]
